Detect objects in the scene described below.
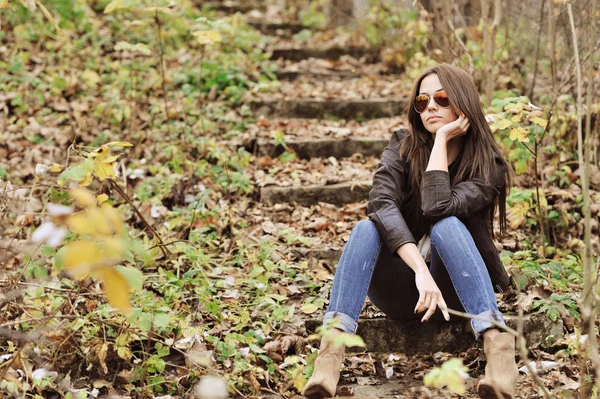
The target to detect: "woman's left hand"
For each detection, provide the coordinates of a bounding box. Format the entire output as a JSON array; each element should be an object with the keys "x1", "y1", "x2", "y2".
[{"x1": 436, "y1": 114, "x2": 470, "y2": 142}]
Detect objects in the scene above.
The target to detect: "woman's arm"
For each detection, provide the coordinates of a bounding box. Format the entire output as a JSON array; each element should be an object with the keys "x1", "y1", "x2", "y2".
[
  {"x1": 397, "y1": 243, "x2": 450, "y2": 322},
  {"x1": 367, "y1": 130, "x2": 417, "y2": 255},
  {"x1": 422, "y1": 115, "x2": 504, "y2": 220},
  {"x1": 426, "y1": 114, "x2": 470, "y2": 173}
]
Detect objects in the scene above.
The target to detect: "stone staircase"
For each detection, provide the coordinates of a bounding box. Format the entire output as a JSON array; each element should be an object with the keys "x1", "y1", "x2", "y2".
[{"x1": 198, "y1": 2, "x2": 563, "y2": 394}]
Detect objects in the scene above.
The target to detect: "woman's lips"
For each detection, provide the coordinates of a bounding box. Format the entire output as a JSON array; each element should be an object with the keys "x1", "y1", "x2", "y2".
[{"x1": 427, "y1": 116, "x2": 442, "y2": 122}]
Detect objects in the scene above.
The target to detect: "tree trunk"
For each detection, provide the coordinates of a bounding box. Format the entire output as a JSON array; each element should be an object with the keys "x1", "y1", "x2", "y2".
[
  {"x1": 327, "y1": 0, "x2": 362, "y2": 28},
  {"x1": 419, "y1": 0, "x2": 481, "y2": 26}
]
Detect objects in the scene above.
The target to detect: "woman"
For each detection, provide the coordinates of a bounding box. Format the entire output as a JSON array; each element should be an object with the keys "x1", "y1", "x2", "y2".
[{"x1": 302, "y1": 64, "x2": 519, "y2": 399}]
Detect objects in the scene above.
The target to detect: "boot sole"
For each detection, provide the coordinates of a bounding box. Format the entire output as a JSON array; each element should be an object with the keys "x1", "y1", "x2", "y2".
[
  {"x1": 477, "y1": 383, "x2": 512, "y2": 399},
  {"x1": 303, "y1": 385, "x2": 333, "y2": 399}
]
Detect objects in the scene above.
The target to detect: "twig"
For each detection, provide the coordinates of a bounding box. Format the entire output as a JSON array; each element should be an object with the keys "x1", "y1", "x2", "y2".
[
  {"x1": 528, "y1": 0, "x2": 546, "y2": 100},
  {"x1": 155, "y1": 10, "x2": 172, "y2": 137},
  {"x1": 446, "y1": 16, "x2": 474, "y2": 74},
  {"x1": 532, "y1": 111, "x2": 553, "y2": 258},
  {"x1": 569, "y1": 2, "x2": 598, "y2": 396},
  {"x1": 583, "y1": 0, "x2": 600, "y2": 386},
  {"x1": 108, "y1": 179, "x2": 170, "y2": 257}
]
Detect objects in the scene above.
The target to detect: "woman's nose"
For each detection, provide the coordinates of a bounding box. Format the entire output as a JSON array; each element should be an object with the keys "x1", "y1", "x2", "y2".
[{"x1": 427, "y1": 96, "x2": 438, "y2": 111}]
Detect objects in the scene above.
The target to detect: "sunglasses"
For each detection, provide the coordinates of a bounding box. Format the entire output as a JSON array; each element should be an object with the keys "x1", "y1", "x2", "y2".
[{"x1": 413, "y1": 90, "x2": 451, "y2": 113}]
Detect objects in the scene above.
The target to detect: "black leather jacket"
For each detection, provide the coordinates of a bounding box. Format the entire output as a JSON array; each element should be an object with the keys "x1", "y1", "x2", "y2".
[{"x1": 367, "y1": 129, "x2": 511, "y2": 292}]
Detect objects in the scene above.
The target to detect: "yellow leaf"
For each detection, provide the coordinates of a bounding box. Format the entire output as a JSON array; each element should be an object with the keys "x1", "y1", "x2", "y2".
[
  {"x1": 0, "y1": 0, "x2": 9, "y2": 9},
  {"x1": 505, "y1": 103, "x2": 523, "y2": 113},
  {"x1": 507, "y1": 201, "x2": 530, "y2": 229},
  {"x1": 94, "y1": 266, "x2": 131, "y2": 313},
  {"x1": 70, "y1": 188, "x2": 96, "y2": 208},
  {"x1": 62, "y1": 241, "x2": 103, "y2": 278},
  {"x1": 101, "y1": 155, "x2": 121, "y2": 164},
  {"x1": 79, "y1": 172, "x2": 94, "y2": 187},
  {"x1": 81, "y1": 69, "x2": 101, "y2": 89},
  {"x1": 104, "y1": 0, "x2": 124, "y2": 13},
  {"x1": 143, "y1": 6, "x2": 174, "y2": 14},
  {"x1": 509, "y1": 126, "x2": 529, "y2": 143},
  {"x1": 88, "y1": 146, "x2": 111, "y2": 160},
  {"x1": 510, "y1": 114, "x2": 521, "y2": 122},
  {"x1": 104, "y1": 141, "x2": 133, "y2": 147},
  {"x1": 101, "y1": 204, "x2": 125, "y2": 235},
  {"x1": 88, "y1": 208, "x2": 112, "y2": 235},
  {"x1": 530, "y1": 117, "x2": 548, "y2": 129},
  {"x1": 94, "y1": 162, "x2": 116, "y2": 181},
  {"x1": 96, "y1": 194, "x2": 109, "y2": 205},
  {"x1": 49, "y1": 163, "x2": 62, "y2": 172},
  {"x1": 497, "y1": 119, "x2": 512, "y2": 130},
  {"x1": 192, "y1": 30, "x2": 222, "y2": 44},
  {"x1": 101, "y1": 237, "x2": 125, "y2": 257},
  {"x1": 301, "y1": 303, "x2": 319, "y2": 314},
  {"x1": 67, "y1": 212, "x2": 97, "y2": 235}
]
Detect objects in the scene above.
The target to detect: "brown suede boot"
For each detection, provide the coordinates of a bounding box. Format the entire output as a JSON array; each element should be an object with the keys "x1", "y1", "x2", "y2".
[
  {"x1": 302, "y1": 335, "x2": 345, "y2": 398},
  {"x1": 477, "y1": 332, "x2": 519, "y2": 399}
]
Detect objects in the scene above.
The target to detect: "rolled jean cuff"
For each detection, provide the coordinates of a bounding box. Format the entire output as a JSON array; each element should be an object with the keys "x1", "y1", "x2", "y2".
[
  {"x1": 323, "y1": 311, "x2": 357, "y2": 334},
  {"x1": 471, "y1": 309, "x2": 506, "y2": 340}
]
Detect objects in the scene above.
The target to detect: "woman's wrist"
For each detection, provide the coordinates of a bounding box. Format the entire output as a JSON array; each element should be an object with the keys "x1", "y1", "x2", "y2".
[
  {"x1": 412, "y1": 263, "x2": 429, "y2": 274},
  {"x1": 434, "y1": 130, "x2": 449, "y2": 144}
]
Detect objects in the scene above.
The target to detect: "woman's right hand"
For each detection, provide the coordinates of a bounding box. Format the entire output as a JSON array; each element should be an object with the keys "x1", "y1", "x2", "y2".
[{"x1": 414, "y1": 269, "x2": 450, "y2": 322}]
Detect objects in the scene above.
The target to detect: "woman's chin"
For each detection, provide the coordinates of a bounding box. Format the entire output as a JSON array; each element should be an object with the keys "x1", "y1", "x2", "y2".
[{"x1": 425, "y1": 125, "x2": 439, "y2": 134}]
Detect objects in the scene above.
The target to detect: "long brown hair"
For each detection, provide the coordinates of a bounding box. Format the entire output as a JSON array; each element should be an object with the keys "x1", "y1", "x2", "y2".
[{"x1": 400, "y1": 63, "x2": 512, "y2": 237}]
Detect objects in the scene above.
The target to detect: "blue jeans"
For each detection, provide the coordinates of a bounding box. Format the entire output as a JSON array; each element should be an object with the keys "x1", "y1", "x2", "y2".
[{"x1": 323, "y1": 216, "x2": 506, "y2": 340}]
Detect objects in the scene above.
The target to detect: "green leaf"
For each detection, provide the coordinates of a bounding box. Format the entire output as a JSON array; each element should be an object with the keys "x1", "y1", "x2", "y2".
[
  {"x1": 153, "y1": 312, "x2": 170, "y2": 328},
  {"x1": 57, "y1": 165, "x2": 89, "y2": 186},
  {"x1": 337, "y1": 333, "x2": 365, "y2": 348},
  {"x1": 104, "y1": 0, "x2": 137, "y2": 13},
  {"x1": 249, "y1": 266, "x2": 265, "y2": 278},
  {"x1": 115, "y1": 265, "x2": 144, "y2": 291},
  {"x1": 137, "y1": 312, "x2": 152, "y2": 332}
]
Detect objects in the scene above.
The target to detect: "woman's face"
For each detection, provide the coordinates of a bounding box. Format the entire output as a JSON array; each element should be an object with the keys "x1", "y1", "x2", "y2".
[{"x1": 417, "y1": 74, "x2": 457, "y2": 134}]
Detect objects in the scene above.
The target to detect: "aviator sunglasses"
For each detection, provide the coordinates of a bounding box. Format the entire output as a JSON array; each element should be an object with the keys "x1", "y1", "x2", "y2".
[{"x1": 413, "y1": 90, "x2": 451, "y2": 113}]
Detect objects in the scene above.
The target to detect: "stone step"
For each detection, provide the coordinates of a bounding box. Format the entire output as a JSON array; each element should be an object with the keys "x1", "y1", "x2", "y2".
[
  {"x1": 261, "y1": 180, "x2": 372, "y2": 206},
  {"x1": 269, "y1": 46, "x2": 375, "y2": 61},
  {"x1": 251, "y1": 98, "x2": 407, "y2": 120},
  {"x1": 242, "y1": 116, "x2": 404, "y2": 143},
  {"x1": 306, "y1": 314, "x2": 564, "y2": 355},
  {"x1": 275, "y1": 69, "x2": 361, "y2": 81},
  {"x1": 254, "y1": 136, "x2": 387, "y2": 159},
  {"x1": 247, "y1": 20, "x2": 307, "y2": 35},
  {"x1": 199, "y1": 1, "x2": 262, "y2": 13}
]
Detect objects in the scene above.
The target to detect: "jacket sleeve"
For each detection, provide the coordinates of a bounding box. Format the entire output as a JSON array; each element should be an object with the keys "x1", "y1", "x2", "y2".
[
  {"x1": 421, "y1": 155, "x2": 506, "y2": 221},
  {"x1": 367, "y1": 130, "x2": 416, "y2": 256}
]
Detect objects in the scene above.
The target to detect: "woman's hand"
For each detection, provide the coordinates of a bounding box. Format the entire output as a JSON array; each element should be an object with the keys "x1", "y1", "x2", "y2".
[
  {"x1": 414, "y1": 268, "x2": 450, "y2": 322},
  {"x1": 436, "y1": 114, "x2": 470, "y2": 143}
]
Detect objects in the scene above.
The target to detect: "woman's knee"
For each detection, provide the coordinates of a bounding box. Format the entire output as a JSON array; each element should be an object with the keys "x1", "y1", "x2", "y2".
[
  {"x1": 431, "y1": 216, "x2": 464, "y2": 238},
  {"x1": 352, "y1": 219, "x2": 379, "y2": 238}
]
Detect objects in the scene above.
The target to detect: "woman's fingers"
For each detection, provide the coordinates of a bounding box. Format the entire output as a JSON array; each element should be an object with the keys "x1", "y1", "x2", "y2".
[
  {"x1": 438, "y1": 297, "x2": 450, "y2": 321},
  {"x1": 415, "y1": 292, "x2": 429, "y2": 314},
  {"x1": 419, "y1": 292, "x2": 450, "y2": 322},
  {"x1": 414, "y1": 294, "x2": 424, "y2": 314}
]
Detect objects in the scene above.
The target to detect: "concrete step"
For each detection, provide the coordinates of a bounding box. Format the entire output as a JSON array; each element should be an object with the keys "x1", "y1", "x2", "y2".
[
  {"x1": 247, "y1": 20, "x2": 307, "y2": 35},
  {"x1": 275, "y1": 69, "x2": 361, "y2": 81},
  {"x1": 269, "y1": 46, "x2": 375, "y2": 61},
  {"x1": 305, "y1": 314, "x2": 564, "y2": 355},
  {"x1": 198, "y1": 1, "x2": 262, "y2": 13},
  {"x1": 261, "y1": 180, "x2": 372, "y2": 206},
  {"x1": 255, "y1": 136, "x2": 387, "y2": 159},
  {"x1": 251, "y1": 98, "x2": 407, "y2": 120}
]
